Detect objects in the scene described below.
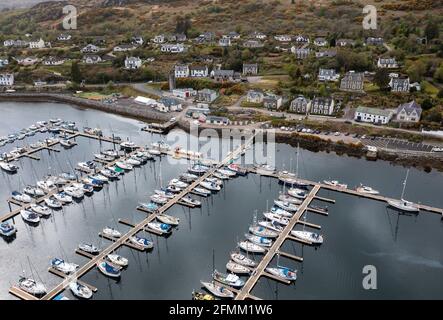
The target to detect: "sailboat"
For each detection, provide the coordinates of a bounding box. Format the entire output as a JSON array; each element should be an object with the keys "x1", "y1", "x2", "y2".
[
  {"x1": 387, "y1": 169, "x2": 419, "y2": 213},
  {"x1": 97, "y1": 261, "x2": 121, "y2": 278},
  {"x1": 212, "y1": 270, "x2": 245, "y2": 288},
  {"x1": 50, "y1": 258, "x2": 79, "y2": 275},
  {"x1": 0, "y1": 161, "x2": 19, "y2": 173},
  {"x1": 356, "y1": 184, "x2": 380, "y2": 195},
  {"x1": 200, "y1": 281, "x2": 234, "y2": 299},
  {"x1": 0, "y1": 222, "x2": 17, "y2": 237},
  {"x1": 278, "y1": 144, "x2": 309, "y2": 188},
  {"x1": 226, "y1": 261, "x2": 251, "y2": 275},
  {"x1": 69, "y1": 282, "x2": 93, "y2": 299},
  {"x1": 18, "y1": 276, "x2": 47, "y2": 296}
]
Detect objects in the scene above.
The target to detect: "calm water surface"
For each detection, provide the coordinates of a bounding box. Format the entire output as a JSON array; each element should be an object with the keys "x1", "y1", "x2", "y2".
[{"x1": 0, "y1": 101, "x2": 442, "y2": 300}]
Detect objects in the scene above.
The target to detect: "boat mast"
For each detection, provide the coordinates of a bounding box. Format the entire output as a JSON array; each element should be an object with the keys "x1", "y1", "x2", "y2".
[
  {"x1": 295, "y1": 143, "x2": 300, "y2": 179},
  {"x1": 400, "y1": 169, "x2": 409, "y2": 200}
]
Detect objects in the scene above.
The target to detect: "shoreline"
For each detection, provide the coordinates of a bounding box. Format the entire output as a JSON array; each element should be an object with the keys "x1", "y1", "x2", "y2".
[{"x1": 1, "y1": 92, "x2": 443, "y2": 172}]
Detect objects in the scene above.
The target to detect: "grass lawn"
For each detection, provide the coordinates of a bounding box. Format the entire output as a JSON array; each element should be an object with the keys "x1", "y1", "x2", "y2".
[
  {"x1": 422, "y1": 81, "x2": 439, "y2": 97},
  {"x1": 75, "y1": 91, "x2": 110, "y2": 100}
]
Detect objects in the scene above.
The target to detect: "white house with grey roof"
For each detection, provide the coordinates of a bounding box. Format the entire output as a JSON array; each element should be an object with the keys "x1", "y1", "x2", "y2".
[
  {"x1": 377, "y1": 57, "x2": 398, "y2": 68},
  {"x1": 389, "y1": 77, "x2": 410, "y2": 92},
  {"x1": 0, "y1": 73, "x2": 14, "y2": 86},
  {"x1": 354, "y1": 106, "x2": 393, "y2": 124},
  {"x1": 246, "y1": 90, "x2": 265, "y2": 104},
  {"x1": 340, "y1": 71, "x2": 364, "y2": 92},
  {"x1": 189, "y1": 65, "x2": 208, "y2": 78},
  {"x1": 318, "y1": 69, "x2": 339, "y2": 82},
  {"x1": 125, "y1": 57, "x2": 142, "y2": 70},
  {"x1": 174, "y1": 64, "x2": 190, "y2": 78},
  {"x1": 395, "y1": 101, "x2": 422, "y2": 123}
]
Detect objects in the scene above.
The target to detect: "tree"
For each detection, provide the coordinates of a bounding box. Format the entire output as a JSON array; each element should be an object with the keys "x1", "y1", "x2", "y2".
[
  {"x1": 175, "y1": 16, "x2": 192, "y2": 36},
  {"x1": 424, "y1": 23, "x2": 439, "y2": 40},
  {"x1": 434, "y1": 64, "x2": 443, "y2": 83},
  {"x1": 373, "y1": 68, "x2": 390, "y2": 89},
  {"x1": 71, "y1": 61, "x2": 82, "y2": 83},
  {"x1": 422, "y1": 98, "x2": 433, "y2": 110},
  {"x1": 437, "y1": 89, "x2": 443, "y2": 99}
]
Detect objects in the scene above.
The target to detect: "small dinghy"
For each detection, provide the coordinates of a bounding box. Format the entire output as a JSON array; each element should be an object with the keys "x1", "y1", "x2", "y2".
[
  {"x1": 323, "y1": 180, "x2": 348, "y2": 189},
  {"x1": 138, "y1": 202, "x2": 159, "y2": 213},
  {"x1": 157, "y1": 214, "x2": 180, "y2": 226},
  {"x1": 169, "y1": 179, "x2": 188, "y2": 189},
  {"x1": 147, "y1": 222, "x2": 172, "y2": 235},
  {"x1": 180, "y1": 173, "x2": 198, "y2": 183},
  {"x1": 30, "y1": 204, "x2": 51, "y2": 217},
  {"x1": 154, "y1": 189, "x2": 175, "y2": 199},
  {"x1": 97, "y1": 261, "x2": 121, "y2": 278},
  {"x1": 287, "y1": 188, "x2": 307, "y2": 199},
  {"x1": 192, "y1": 187, "x2": 211, "y2": 197},
  {"x1": 107, "y1": 254, "x2": 128, "y2": 267},
  {"x1": 21, "y1": 210, "x2": 40, "y2": 224},
  {"x1": 226, "y1": 261, "x2": 250, "y2": 275},
  {"x1": 200, "y1": 281, "x2": 234, "y2": 299},
  {"x1": 102, "y1": 227, "x2": 122, "y2": 238},
  {"x1": 291, "y1": 230, "x2": 324, "y2": 244},
  {"x1": 230, "y1": 252, "x2": 257, "y2": 267},
  {"x1": 45, "y1": 197, "x2": 63, "y2": 209},
  {"x1": 245, "y1": 234, "x2": 273, "y2": 247},
  {"x1": 181, "y1": 196, "x2": 201, "y2": 207},
  {"x1": 78, "y1": 243, "x2": 100, "y2": 255},
  {"x1": 63, "y1": 186, "x2": 84, "y2": 199},
  {"x1": 54, "y1": 192, "x2": 73, "y2": 204},
  {"x1": 50, "y1": 258, "x2": 79, "y2": 274},
  {"x1": 109, "y1": 166, "x2": 125, "y2": 175},
  {"x1": 115, "y1": 161, "x2": 133, "y2": 171},
  {"x1": 12, "y1": 191, "x2": 32, "y2": 203},
  {"x1": 266, "y1": 266, "x2": 297, "y2": 281},
  {"x1": 23, "y1": 186, "x2": 45, "y2": 197},
  {"x1": 273, "y1": 200, "x2": 298, "y2": 212},
  {"x1": 213, "y1": 270, "x2": 244, "y2": 288},
  {"x1": 356, "y1": 184, "x2": 380, "y2": 195},
  {"x1": 199, "y1": 181, "x2": 220, "y2": 191},
  {"x1": 18, "y1": 277, "x2": 47, "y2": 297},
  {"x1": 0, "y1": 222, "x2": 17, "y2": 237},
  {"x1": 130, "y1": 235, "x2": 154, "y2": 250},
  {"x1": 60, "y1": 139, "x2": 76, "y2": 148},
  {"x1": 150, "y1": 194, "x2": 168, "y2": 205},
  {"x1": 278, "y1": 194, "x2": 302, "y2": 205},
  {"x1": 238, "y1": 240, "x2": 266, "y2": 253},
  {"x1": 0, "y1": 161, "x2": 19, "y2": 173},
  {"x1": 69, "y1": 282, "x2": 93, "y2": 299},
  {"x1": 263, "y1": 212, "x2": 289, "y2": 225},
  {"x1": 249, "y1": 225, "x2": 279, "y2": 238}
]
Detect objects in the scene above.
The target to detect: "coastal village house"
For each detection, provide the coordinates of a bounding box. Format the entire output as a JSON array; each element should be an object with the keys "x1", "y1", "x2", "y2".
[
  {"x1": 83, "y1": 55, "x2": 102, "y2": 64},
  {"x1": 125, "y1": 57, "x2": 142, "y2": 70},
  {"x1": 274, "y1": 35, "x2": 292, "y2": 42},
  {"x1": 132, "y1": 36, "x2": 144, "y2": 45},
  {"x1": 190, "y1": 65, "x2": 209, "y2": 78},
  {"x1": 314, "y1": 37, "x2": 328, "y2": 47},
  {"x1": 318, "y1": 69, "x2": 339, "y2": 82},
  {"x1": 315, "y1": 50, "x2": 337, "y2": 59},
  {"x1": 246, "y1": 90, "x2": 265, "y2": 104},
  {"x1": 294, "y1": 35, "x2": 310, "y2": 44},
  {"x1": 252, "y1": 31, "x2": 267, "y2": 40},
  {"x1": 0, "y1": 73, "x2": 14, "y2": 86},
  {"x1": 218, "y1": 37, "x2": 231, "y2": 47},
  {"x1": 340, "y1": 71, "x2": 364, "y2": 92},
  {"x1": 390, "y1": 77, "x2": 410, "y2": 92},
  {"x1": 336, "y1": 38, "x2": 356, "y2": 47},
  {"x1": 113, "y1": 44, "x2": 137, "y2": 52},
  {"x1": 4, "y1": 39, "x2": 29, "y2": 48},
  {"x1": 395, "y1": 100, "x2": 422, "y2": 123},
  {"x1": 57, "y1": 34, "x2": 71, "y2": 41},
  {"x1": 174, "y1": 64, "x2": 189, "y2": 78},
  {"x1": 172, "y1": 88, "x2": 197, "y2": 99},
  {"x1": 366, "y1": 37, "x2": 384, "y2": 46},
  {"x1": 161, "y1": 44, "x2": 185, "y2": 53},
  {"x1": 243, "y1": 40, "x2": 264, "y2": 48},
  {"x1": 242, "y1": 63, "x2": 259, "y2": 76},
  {"x1": 292, "y1": 47, "x2": 311, "y2": 60},
  {"x1": 15, "y1": 56, "x2": 39, "y2": 66},
  {"x1": 159, "y1": 97, "x2": 183, "y2": 112},
  {"x1": 310, "y1": 97, "x2": 335, "y2": 115},
  {"x1": 29, "y1": 38, "x2": 46, "y2": 49},
  {"x1": 153, "y1": 35, "x2": 165, "y2": 43},
  {"x1": 0, "y1": 58, "x2": 9, "y2": 68},
  {"x1": 290, "y1": 95, "x2": 310, "y2": 114},
  {"x1": 205, "y1": 116, "x2": 230, "y2": 126},
  {"x1": 211, "y1": 69, "x2": 240, "y2": 82},
  {"x1": 377, "y1": 57, "x2": 398, "y2": 68},
  {"x1": 263, "y1": 94, "x2": 283, "y2": 110},
  {"x1": 81, "y1": 44, "x2": 100, "y2": 54},
  {"x1": 354, "y1": 106, "x2": 393, "y2": 124},
  {"x1": 197, "y1": 89, "x2": 218, "y2": 103},
  {"x1": 43, "y1": 56, "x2": 65, "y2": 66}
]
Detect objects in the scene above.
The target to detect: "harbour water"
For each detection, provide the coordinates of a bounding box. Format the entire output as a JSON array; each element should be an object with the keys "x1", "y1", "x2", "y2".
[{"x1": 0, "y1": 101, "x2": 442, "y2": 300}]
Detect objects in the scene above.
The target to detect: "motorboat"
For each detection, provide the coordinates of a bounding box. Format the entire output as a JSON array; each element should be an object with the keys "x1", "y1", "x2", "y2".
[
  {"x1": 63, "y1": 186, "x2": 84, "y2": 199},
  {"x1": 18, "y1": 277, "x2": 47, "y2": 297},
  {"x1": 205, "y1": 177, "x2": 223, "y2": 186},
  {"x1": 291, "y1": 230, "x2": 324, "y2": 244},
  {"x1": 323, "y1": 180, "x2": 348, "y2": 189},
  {"x1": 44, "y1": 197, "x2": 63, "y2": 209},
  {"x1": 180, "y1": 173, "x2": 198, "y2": 183},
  {"x1": 255, "y1": 164, "x2": 276, "y2": 176},
  {"x1": 245, "y1": 234, "x2": 273, "y2": 247},
  {"x1": 23, "y1": 186, "x2": 45, "y2": 197},
  {"x1": 230, "y1": 252, "x2": 257, "y2": 267},
  {"x1": 102, "y1": 227, "x2": 122, "y2": 238},
  {"x1": 107, "y1": 254, "x2": 128, "y2": 267},
  {"x1": 97, "y1": 261, "x2": 121, "y2": 278},
  {"x1": 212, "y1": 270, "x2": 244, "y2": 288},
  {"x1": 78, "y1": 243, "x2": 100, "y2": 255},
  {"x1": 238, "y1": 240, "x2": 266, "y2": 253},
  {"x1": 147, "y1": 149, "x2": 162, "y2": 156},
  {"x1": 102, "y1": 149, "x2": 119, "y2": 158},
  {"x1": 188, "y1": 164, "x2": 209, "y2": 175},
  {"x1": 278, "y1": 194, "x2": 302, "y2": 205},
  {"x1": 115, "y1": 161, "x2": 133, "y2": 171},
  {"x1": 59, "y1": 172, "x2": 76, "y2": 181},
  {"x1": 263, "y1": 212, "x2": 289, "y2": 225},
  {"x1": 12, "y1": 191, "x2": 32, "y2": 203},
  {"x1": 287, "y1": 188, "x2": 307, "y2": 199},
  {"x1": 94, "y1": 153, "x2": 114, "y2": 162},
  {"x1": 356, "y1": 184, "x2": 380, "y2": 195},
  {"x1": 181, "y1": 196, "x2": 201, "y2": 207},
  {"x1": 89, "y1": 174, "x2": 109, "y2": 183},
  {"x1": 0, "y1": 222, "x2": 17, "y2": 237},
  {"x1": 249, "y1": 225, "x2": 279, "y2": 238},
  {"x1": 50, "y1": 258, "x2": 79, "y2": 274},
  {"x1": 157, "y1": 214, "x2": 180, "y2": 226},
  {"x1": 37, "y1": 180, "x2": 56, "y2": 193},
  {"x1": 129, "y1": 235, "x2": 154, "y2": 250},
  {"x1": 200, "y1": 281, "x2": 234, "y2": 299},
  {"x1": 100, "y1": 168, "x2": 120, "y2": 180},
  {"x1": 46, "y1": 175, "x2": 68, "y2": 187},
  {"x1": 147, "y1": 222, "x2": 172, "y2": 235},
  {"x1": 151, "y1": 141, "x2": 171, "y2": 151},
  {"x1": 266, "y1": 266, "x2": 297, "y2": 281},
  {"x1": 77, "y1": 161, "x2": 95, "y2": 172},
  {"x1": 192, "y1": 187, "x2": 211, "y2": 197},
  {"x1": 150, "y1": 194, "x2": 168, "y2": 205},
  {"x1": 120, "y1": 141, "x2": 138, "y2": 151},
  {"x1": 273, "y1": 200, "x2": 298, "y2": 212},
  {"x1": 199, "y1": 181, "x2": 220, "y2": 192},
  {"x1": 217, "y1": 168, "x2": 236, "y2": 177},
  {"x1": 21, "y1": 210, "x2": 40, "y2": 224},
  {"x1": 73, "y1": 183, "x2": 94, "y2": 194},
  {"x1": 126, "y1": 157, "x2": 141, "y2": 166},
  {"x1": 30, "y1": 204, "x2": 51, "y2": 217},
  {"x1": 0, "y1": 161, "x2": 19, "y2": 173},
  {"x1": 169, "y1": 179, "x2": 188, "y2": 189},
  {"x1": 166, "y1": 185, "x2": 182, "y2": 193},
  {"x1": 82, "y1": 177, "x2": 103, "y2": 189},
  {"x1": 213, "y1": 171, "x2": 229, "y2": 180},
  {"x1": 60, "y1": 139, "x2": 76, "y2": 148},
  {"x1": 69, "y1": 282, "x2": 93, "y2": 299},
  {"x1": 138, "y1": 202, "x2": 159, "y2": 213},
  {"x1": 154, "y1": 189, "x2": 175, "y2": 199},
  {"x1": 109, "y1": 166, "x2": 125, "y2": 175},
  {"x1": 226, "y1": 261, "x2": 251, "y2": 275},
  {"x1": 54, "y1": 192, "x2": 73, "y2": 204}
]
